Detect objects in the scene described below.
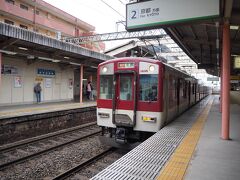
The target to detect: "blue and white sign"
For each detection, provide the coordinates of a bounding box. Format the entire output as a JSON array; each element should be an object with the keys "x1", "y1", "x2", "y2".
[
  {"x1": 126, "y1": 0, "x2": 220, "y2": 30},
  {"x1": 37, "y1": 68, "x2": 55, "y2": 77}
]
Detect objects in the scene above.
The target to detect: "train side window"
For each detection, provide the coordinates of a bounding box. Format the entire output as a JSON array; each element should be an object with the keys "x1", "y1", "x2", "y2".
[
  {"x1": 139, "y1": 74, "x2": 158, "y2": 101},
  {"x1": 99, "y1": 75, "x2": 113, "y2": 99},
  {"x1": 183, "y1": 81, "x2": 187, "y2": 98},
  {"x1": 174, "y1": 79, "x2": 177, "y2": 99}
]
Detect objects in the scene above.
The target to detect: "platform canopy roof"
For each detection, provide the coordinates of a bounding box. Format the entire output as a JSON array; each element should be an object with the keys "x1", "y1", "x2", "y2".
[
  {"x1": 163, "y1": 0, "x2": 239, "y2": 76},
  {"x1": 0, "y1": 23, "x2": 113, "y2": 72},
  {"x1": 129, "y1": 0, "x2": 240, "y2": 76}
]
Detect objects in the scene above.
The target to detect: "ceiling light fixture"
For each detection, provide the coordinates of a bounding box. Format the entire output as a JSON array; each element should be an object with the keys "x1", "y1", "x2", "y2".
[
  {"x1": 52, "y1": 59, "x2": 60, "y2": 63},
  {"x1": 0, "y1": 50, "x2": 17, "y2": 55},
  {"x1": 90, "y1": 66, "x2": 98, "y2": 69},
  {"x1": 64, "y1": 56, "x2": 70, "y2": 59},
  {"x1": 27, "y1": 55, "x2": 35, "y2": 59},
  {"x1": 18, "y1": 47, "x2": 28, "y2": 51},
  {"x1": 230, "y1": 25, "x2": 239, "y2": 30},
  {"x1": 38, "y1": 57, "x2": 53, "y2": 61},
  {"x1": 70, "y1": 62, "x2": 81, "y2": 66}
]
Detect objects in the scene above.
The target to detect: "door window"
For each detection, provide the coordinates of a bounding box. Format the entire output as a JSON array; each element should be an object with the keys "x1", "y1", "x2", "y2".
[{"x1": 119, "y1": 75, "x2": 132, "y2": 100}]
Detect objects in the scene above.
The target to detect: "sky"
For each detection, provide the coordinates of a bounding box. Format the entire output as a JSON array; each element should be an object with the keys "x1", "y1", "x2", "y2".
[{"x1": 44, "y1": 0, "x2": 128, "y2": 49}]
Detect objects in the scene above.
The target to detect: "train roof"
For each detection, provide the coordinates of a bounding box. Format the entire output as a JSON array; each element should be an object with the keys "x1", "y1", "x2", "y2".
[
  {"x1": 99, "y1": 57, "x2": 160, "y2": 65},
  {"x1": 99, "y1": 57, "x2": 197, "y2": 81}
]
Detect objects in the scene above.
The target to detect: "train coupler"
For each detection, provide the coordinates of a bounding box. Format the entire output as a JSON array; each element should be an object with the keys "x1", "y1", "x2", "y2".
[{"x1": 115, "y1": 127, "x2": 127, "y2": 144}]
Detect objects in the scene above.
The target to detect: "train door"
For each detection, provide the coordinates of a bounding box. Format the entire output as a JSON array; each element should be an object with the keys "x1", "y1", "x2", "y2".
[
  {"x1": 113, "y1": 72, "x2": 137, "y2": 127},
  {"x1": 177, "y1": 78, "x2": 180, "y2": 114},
  {"x1": 188, "y1": 81, "x2": 191, "y2": 106},
  {"x1": 163, "y1": 73, "x2": 168, "y2": 122},
  {"x1": 194, "y1": 83, "x2": 197, "y2": 103}
]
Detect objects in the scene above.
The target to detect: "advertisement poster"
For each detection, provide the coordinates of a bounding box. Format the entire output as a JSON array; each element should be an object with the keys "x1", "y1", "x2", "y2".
[
  {"x1": 69, "y1": 79, "x2": 73, "y2": 89},
  {"x1": 35, "y1": 76, "x2": 43, "y2": 82},
  {"x1": 45, "y1": 78, "x2": 52, "y2": 88},
  {"x1": 14, "y1": 76, "x2": 22, "y2": 88},
  {"x1": 2, "y1": 65, "x2": 18, "y2": 74}
]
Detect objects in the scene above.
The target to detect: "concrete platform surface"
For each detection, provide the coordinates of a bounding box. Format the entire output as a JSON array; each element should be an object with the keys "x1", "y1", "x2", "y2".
[
  {"x1": 0, "y1": 101, "x2": 96, "y2": 119},
  {"x1": 185, "y1": 95, "x2": 240, "y2": 180}
]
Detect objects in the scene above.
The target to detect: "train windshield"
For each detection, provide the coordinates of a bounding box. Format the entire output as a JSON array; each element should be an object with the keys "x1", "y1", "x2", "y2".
[
  {"x1": 139, "y1": 74, "x2": 158, "y2": 101},
  {"x1": 99, "y1": 75, "x2": 113, "y2": 99},
  {"x1": 119, "y1": 75, "x2": 132, "y2": 100}
]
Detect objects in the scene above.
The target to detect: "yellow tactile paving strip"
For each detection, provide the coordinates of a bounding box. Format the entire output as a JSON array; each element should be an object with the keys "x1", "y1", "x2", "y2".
[
  {"x1": 0, "y1": 102, "x2": 96, "y2": 119},
  {"x1": 157, "y1": 99, "x2": 213, "y2": 180}
]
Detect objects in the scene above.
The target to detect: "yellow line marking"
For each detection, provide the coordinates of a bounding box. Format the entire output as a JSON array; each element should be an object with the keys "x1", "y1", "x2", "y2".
[{"x1": 157, "y1": 99, "x2": 213, "y2": 180}]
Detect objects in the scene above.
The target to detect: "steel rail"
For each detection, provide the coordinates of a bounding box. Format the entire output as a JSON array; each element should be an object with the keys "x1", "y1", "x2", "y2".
[
  {"x1": 0, "y1": 122, "x2": 97, "y2": 152},
  {"x1": 52, "y1": 147, "x2": 115, "y2": 180},
  {"x1": 0, "y1": 129, "x2": 101, "y2": 170}
]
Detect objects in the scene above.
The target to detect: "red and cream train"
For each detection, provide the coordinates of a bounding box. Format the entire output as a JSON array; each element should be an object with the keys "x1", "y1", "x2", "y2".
[{"x1": 97, "y1": 57, "x2": 209, "y2": 144}]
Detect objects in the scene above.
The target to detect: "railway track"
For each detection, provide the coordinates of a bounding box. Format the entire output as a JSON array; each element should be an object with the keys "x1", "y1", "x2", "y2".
[
  {"x1": 52, "y1": 147, "x2": 116, "y2": 180},
  {"x1": 0, "y1": 122, "x2": 101, "y2": 170}
]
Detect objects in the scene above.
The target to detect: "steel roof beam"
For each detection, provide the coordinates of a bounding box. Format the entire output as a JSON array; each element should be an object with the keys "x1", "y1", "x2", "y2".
[{"x1": 62, "y1": 29, "x2": 167, "y2": 44}]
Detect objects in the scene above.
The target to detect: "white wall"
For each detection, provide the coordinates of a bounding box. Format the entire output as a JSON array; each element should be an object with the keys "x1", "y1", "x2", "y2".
[{"x1": 0, "y1": 56, "x2": 74, "y2": 105}]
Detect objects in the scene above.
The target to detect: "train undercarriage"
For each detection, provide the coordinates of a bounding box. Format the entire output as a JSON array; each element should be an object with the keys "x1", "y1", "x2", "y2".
[{"x1": 99, "y1": 126, "x2": 154, "y2": 149}]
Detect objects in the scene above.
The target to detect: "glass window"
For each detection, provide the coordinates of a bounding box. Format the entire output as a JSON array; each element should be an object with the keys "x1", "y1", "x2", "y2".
[
  {"x1": 35, "y1": 10, "x2": 40, "y2": 15},
  {"x1": 4, "y1": 19, "x2": 14, "y2": 25},
  {"x1": 139, "y1": 75, "x2": 158, "y2": 101},
  {"x1": 119, "y1": 75, "x2": 132, "y2": 100},
  {"x1": 183, "y1": 81, "x2": 187, "y2": 98},
  {"x1": 5, "y1": 0, "x2": 14, "y2": 5},
  {"x1": 99, "y1": 75, "x2": 113, "y2": 99},
  {"x1": 20, "y1": 4, "x2": 28, "y2": 11},
  {"x1": 20, "y1": 24, "x2": 28, "y2": 29}
]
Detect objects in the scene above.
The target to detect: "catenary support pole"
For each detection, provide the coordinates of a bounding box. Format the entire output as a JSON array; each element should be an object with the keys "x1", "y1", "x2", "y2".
[
  {"x1": 221, "y1": 21, "x2": 230, "y2": 140},
  {"x1": 0, "y1": 53, "x2": 2, "y2": 88},
  {"x1": 220, "y1": 52, "x2": 222, "y2": 113},
  {"x1": 80, "y1": 65, "x2": 83, "y2": 103}
]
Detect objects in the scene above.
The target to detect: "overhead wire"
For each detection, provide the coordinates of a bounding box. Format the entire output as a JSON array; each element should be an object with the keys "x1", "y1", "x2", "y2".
[
  {"x1": 100, "y1": 0, "x2": 125, "y2": 19},
  {"x1": 100, "y1": 0, "x2": 127, "y2": 29},
  {"x1": 117, "y1": 0, "x2": 126, "y2": 5}
]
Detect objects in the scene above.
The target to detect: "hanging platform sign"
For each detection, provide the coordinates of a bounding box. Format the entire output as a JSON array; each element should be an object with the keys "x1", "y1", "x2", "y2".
[
  {"x1": 207, "y1": 77, "x2": 219, "y2": 81},
  {"x1": 126, "y1": 0, "x2": 220, "y2": 31}
]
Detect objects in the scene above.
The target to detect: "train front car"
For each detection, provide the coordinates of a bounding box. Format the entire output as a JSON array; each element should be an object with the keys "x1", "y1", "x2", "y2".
[{"x1": 97, "y1": 58, "x2": 164, "y2": 145}]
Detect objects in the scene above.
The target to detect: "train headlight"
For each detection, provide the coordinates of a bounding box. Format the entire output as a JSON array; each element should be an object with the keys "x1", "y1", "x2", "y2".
[
  {"x1": 102, "y1": 66, "x2": 108, "y2": 73},
  {"x1": 149, "y1": 65, "x2": 155, "y2": 72}
]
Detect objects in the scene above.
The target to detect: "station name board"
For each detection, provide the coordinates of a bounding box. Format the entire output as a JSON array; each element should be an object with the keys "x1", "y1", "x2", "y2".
[
  {"x1": 234, "y1": 56, "x2": 240, "y2": 69},
  {"x1": 126, "y1": 0, "x2": 220, "y2": 31}
]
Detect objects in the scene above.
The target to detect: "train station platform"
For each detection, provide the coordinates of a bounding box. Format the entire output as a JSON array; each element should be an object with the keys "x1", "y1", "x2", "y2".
[
  {"x1": 91, "y1": 95, "x2": 240, "y2": 180},
  {"x1": 0, "y1": 101, "x2": 97, "y2": 145},
  {"x1": 0, "y1": 101, "x2": 96, "y2": 119},
  {"x1": 185, "y1": 97, "x2": 240, "y2": 180}
]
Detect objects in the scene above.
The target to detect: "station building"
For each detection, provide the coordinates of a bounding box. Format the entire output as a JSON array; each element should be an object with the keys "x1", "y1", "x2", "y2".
[
  {"x1": 0, "y1": 0, "x2": 105, "y2": 51},
  {"x1": 0, "y1": 0, "x2": 110, "y2": 105}
]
